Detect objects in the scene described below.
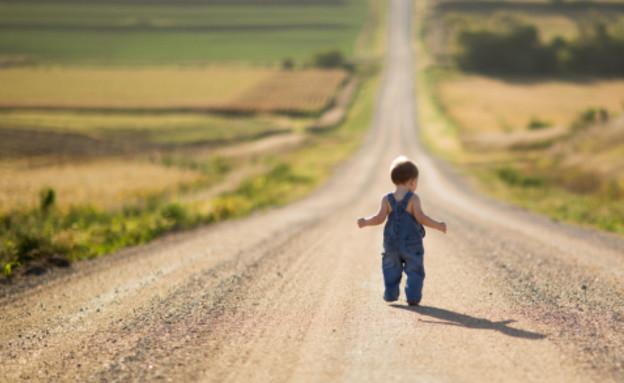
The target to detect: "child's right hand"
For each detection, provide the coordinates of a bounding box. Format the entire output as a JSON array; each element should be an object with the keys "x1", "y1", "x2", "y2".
[{"x1": 357, "y1": 218, "x2": 367, "y2": 228}]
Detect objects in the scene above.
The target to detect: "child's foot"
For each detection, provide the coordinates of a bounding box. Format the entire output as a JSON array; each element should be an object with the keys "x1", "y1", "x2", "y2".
[
  {"x1": 407, "y1": 301, "x2": 420, "y2": 307},
  {"x1": 383, "y1": 295, "x2": 399, "y2": 303}
]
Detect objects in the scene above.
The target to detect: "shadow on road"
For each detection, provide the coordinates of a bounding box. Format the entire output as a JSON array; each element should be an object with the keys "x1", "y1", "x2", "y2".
[{"x1": 391, "y1": 304, "x2": 547, "y2": 340}]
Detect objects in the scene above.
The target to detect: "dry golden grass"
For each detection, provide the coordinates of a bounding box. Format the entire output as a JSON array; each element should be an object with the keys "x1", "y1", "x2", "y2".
[
  {"x1": 0, "y1": 159, "x2": 201, "y2": 214},
  {"x1": 0, "y1": 67, "x2": 347, "y2": 113},
  {"x1": 547, "y1": 118, "x2": 624, "y2": 193},
  {"x1": 437, "y1": 75, "x2": 624, "y2": 134},
  {"x1": 0, "y1": 66, "x2": 275, "y2": 109},
  {"x1": 434, "y1": 73, "x2": 624, "y2": 195}
]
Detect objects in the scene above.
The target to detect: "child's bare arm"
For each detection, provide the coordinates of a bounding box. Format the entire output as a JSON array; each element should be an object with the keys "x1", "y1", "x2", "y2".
[
  {"x1": 357, "y1": 196, "x2": 389, "y2": 228},
  {"x1": 410, "y1": 194, "x2": 447, "y2": 233}
]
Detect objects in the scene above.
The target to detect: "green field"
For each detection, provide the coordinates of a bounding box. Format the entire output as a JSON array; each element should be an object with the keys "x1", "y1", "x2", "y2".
[{"x1": 0, "y1": 0, "x2": 371, "y2": 64}]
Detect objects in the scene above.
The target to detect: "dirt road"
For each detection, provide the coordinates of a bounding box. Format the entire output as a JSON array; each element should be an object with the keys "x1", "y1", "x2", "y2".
[{"x1": 1, "y1": 1, "x2": 623, "y2": 382}]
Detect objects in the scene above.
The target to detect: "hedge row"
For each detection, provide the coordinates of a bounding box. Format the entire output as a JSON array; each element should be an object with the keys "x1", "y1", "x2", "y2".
[{"x1": 447, "y1": 12, "x2": 624, "y2": 75}]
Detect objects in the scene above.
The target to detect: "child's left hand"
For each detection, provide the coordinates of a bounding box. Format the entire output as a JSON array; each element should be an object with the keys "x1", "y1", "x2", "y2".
[{"x1": 357, "y1": 218, "x2": 366, "y2": 228}]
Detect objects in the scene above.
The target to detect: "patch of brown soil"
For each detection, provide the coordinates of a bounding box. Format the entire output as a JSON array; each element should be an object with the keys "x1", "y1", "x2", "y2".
[{"x1": 0, "y1": 127, "x2": 151, "y2": 159}]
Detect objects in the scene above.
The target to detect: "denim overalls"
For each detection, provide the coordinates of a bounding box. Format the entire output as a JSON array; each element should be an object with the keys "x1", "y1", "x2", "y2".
[{"x1": 382, "y1": 191, "x2": 426, "y2": 304}]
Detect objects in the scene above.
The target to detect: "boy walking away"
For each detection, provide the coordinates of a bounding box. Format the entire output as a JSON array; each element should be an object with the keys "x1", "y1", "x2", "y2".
[{"x1": 357, "y1": 156, "x2": 447, "y2": 306}]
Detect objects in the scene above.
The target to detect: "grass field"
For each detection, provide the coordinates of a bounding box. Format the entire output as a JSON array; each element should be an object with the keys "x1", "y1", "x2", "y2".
[
  {"x1": 417, "y1": 0, "x2": 624, "y2": 235},
  {"x1": 437, "y1": 75, "x2": 624, "y2": 134},
  {"x1": 433, "y1": 73, "x2": 624, "y2": 192},
  {"x1": 0, "y1": 0, "x2": 370, "y2": 64}
]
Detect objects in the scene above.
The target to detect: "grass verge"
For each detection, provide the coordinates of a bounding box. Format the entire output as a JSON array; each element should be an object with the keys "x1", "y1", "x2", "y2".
[{"x1": 473, "y1": 165, "x2": 624, "y2": 234}]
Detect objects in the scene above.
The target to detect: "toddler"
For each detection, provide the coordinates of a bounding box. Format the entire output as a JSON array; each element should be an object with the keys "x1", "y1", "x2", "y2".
[{"x1": 358, "y1": 156, "x2": 446, "y2": 306}]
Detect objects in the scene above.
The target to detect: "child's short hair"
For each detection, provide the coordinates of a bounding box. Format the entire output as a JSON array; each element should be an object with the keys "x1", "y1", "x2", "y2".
[{"x1": 390, "y1": 156, "x2": 419, "y2": 185}]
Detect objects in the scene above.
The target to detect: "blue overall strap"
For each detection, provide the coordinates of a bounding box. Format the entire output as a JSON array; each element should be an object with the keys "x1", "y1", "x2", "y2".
[
  {"x1": 400, "y1": 191, "x2": 413, "y2": 209},
  {"x1": 387, "y1": 192, "x2": 412, "y2": 211},
  {"x1": 387, "y1": 193, "x2": 398, "y2": 210}
]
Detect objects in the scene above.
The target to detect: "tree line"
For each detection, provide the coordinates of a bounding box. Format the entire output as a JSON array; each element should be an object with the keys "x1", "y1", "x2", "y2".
[{"x1": 445, "y1": 12, "x2": 624, "y2": 76}]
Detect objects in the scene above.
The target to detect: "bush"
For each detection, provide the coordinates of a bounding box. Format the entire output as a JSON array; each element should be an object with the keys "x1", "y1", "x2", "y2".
[
  {"x1": 570, "y1": 107, "x2": 602, "y2": 131},
  {"x1": 527, "y1": 117, "x2": 552, "y2": 130},
  {"x1": 311, "y1": 49, "x2": 345, "y2": 69},
  {"x1": 39, "y1": 187, "x2": 55, "y2": 214},
  {"x1": 451, "y1": 13, "x2": 557, "y2": 74},
  {"x1": 160, "y1": 202, "x2": 196, "y2": 229},
  {"x1": 282, "y1": 57, "x2": 295, "y2": 70},
  {"x1": 496, "y1": 166, "x2": 544, "y2": 187},
  {"x1": 566, "y1": 16, "x2": 624, "y2": 75}
]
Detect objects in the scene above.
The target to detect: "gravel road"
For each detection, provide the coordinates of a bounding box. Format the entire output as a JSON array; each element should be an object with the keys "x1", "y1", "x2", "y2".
[{"x1": 1, "y1": 1, "x2": 623, "y2": 382}]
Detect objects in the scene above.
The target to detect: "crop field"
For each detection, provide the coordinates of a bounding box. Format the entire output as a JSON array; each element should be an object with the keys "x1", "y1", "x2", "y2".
[
  {"x1": 0, "y1": 112, "x2": 292, "y2": 162},
  {"x1": 0, "y1": 0, "x2": 370, "y2": 64},
  {"x1": 0, "y1": 67, "x2": 347, "y2": 113},
  {"x1": 0, "y1": 67, "x2": 274, "y2": 109},
  {"x1": 219, "y1": 69, "x2": 348, "y2": 114}
]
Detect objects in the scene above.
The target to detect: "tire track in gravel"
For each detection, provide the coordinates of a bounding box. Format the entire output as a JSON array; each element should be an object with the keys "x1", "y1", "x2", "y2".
[{"x1": 1, "y1": 0, "x2": 623, "y2": 382}]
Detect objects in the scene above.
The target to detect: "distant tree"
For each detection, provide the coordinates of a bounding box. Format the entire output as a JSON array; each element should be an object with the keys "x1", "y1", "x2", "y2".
[
  {"x1": 571, "y1": 107, "x2": 599, "y2": 131},
  {"x1": 567, "y1": 15, "x2": 624, "y2": 75},
  {"x1": 527, "y1": 117, "x2": 552, "y2": 130},
  {"x1": 447, "y1": 12, "x2": 624, "y2": 76},
  {"x1": 311, "y1": 49, "x2": 345, "y2": 69},
  {"x1": 282, "y1": 57, "x2": 295, "y2": 70},
  {"x1": 454, "y1": 13, "x2": 557, "y2": 74}
]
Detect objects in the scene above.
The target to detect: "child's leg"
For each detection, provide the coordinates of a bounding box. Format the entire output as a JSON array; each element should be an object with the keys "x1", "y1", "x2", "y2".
[
  {"x1": 404, "y1": 251, "x2": 425, "y2": 304},
  {"x1": 381, "y1": 252, "x2": 403, "y2": 302}
]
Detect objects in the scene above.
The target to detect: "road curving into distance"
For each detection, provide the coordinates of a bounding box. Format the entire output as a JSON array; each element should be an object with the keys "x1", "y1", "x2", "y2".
[{"x1": 1, "y1": 0, "x2": 622, "y2": 382}]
